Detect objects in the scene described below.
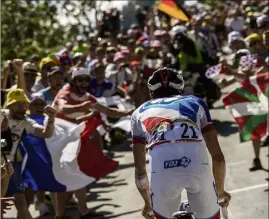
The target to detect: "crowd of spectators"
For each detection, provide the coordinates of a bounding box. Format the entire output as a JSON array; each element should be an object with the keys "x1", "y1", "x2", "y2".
[{"x1": 1, "y1": 0, "x2": 269, "y2": 218}]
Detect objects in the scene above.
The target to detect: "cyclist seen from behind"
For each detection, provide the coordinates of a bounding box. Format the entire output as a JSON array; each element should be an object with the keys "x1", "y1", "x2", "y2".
[{"x1": 131, "y1": 68, "x2": 231, "y2": 219}]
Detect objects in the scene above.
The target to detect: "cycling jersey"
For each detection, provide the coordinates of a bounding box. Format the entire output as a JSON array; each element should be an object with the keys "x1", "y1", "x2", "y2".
[
  {"x1": 131, "y1": 95, "x2": 220, "y2": 219},
  {"x1": 131, "y1": 95, "x2": 214, "y2": 149}
]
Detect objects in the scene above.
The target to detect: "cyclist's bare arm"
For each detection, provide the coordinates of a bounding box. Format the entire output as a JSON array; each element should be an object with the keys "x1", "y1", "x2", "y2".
[
  {"x1": 132, "y1": 143, "x2": 151, "y2": 207},
  {"x1": 202, "y1": 128, "x2": 226, "y2": 195}
]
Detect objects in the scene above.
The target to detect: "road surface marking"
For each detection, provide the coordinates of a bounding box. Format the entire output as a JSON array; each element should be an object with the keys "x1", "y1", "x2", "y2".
[{"x1": 229, "y1": 183, "x2": 268, "y2": 194}]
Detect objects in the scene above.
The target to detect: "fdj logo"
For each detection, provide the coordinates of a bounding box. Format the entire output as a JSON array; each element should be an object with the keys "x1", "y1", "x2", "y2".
[{"x1": 164, "y1": 157, "x2": 191, "y2": 169}]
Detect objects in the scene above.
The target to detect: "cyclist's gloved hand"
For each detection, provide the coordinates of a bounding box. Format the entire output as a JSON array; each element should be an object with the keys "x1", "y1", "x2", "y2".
[
  {"x1": 218, "y1": 191, "x2": 231, "y2": 207},
  {"x1": 142, "y1": 204, "x2": 156, "y2": 219}
]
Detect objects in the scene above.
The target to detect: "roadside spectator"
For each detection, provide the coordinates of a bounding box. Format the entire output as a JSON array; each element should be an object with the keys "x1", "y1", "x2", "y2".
[
  {"x1": 38, "y1": 67, "x2": 65, "y2": 105},
  {"x1": 32, "y1": 57, "x2": 57, "y2": 92},
  {"x1": 88, "y1": 64, "x2": 115, "y2": 98},
  {"x1": 1, "y1": 88, "x2": 56, "y2": 219},
  {"x1": 72, "y1": 35, "x2": 89, "y2": 56}
]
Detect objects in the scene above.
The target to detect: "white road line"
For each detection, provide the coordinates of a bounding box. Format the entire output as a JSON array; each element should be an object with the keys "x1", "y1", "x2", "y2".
[
  {"x1": 227, "y1": 161, "x2": 248, "y2": 166},
  {"x1": 229, "y1": 183, "x2": 268, "y2": 194}
]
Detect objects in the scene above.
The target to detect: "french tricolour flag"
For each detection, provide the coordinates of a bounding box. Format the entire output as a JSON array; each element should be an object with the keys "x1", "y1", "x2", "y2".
[{"x1": 19, "y1": 115, "x2": 118, "y2": 192}]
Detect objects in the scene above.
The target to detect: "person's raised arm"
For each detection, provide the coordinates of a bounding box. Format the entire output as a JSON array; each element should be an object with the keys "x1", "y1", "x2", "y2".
[
  {"x1": 56, "y1": 98, "x2": 91, "y2": 115},
  {"x1": 1, "y1": 62, "x2": 10, "y2": 89},
  {"x1": 92, "y1": 102, "x2": 133, "y2": 119},
  {"x1": 13, "y1": 59, "x2": 26, "y2": 90},
  {"x1": 31, "y1": 106, "x2": 57, "y2": 138}
]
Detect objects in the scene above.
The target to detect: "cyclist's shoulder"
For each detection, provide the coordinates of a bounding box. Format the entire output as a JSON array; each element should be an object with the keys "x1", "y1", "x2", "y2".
[
  {"x1": 183, "y1": 95, "x2": 207, "y2": 105},
  {"x1": 132, "y1": 100, "x2": 152, "y2": 118}
]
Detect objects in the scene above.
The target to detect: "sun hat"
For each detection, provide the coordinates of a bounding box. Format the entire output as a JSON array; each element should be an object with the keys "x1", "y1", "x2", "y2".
[{"x1": 5, "y1": 89, "x2": 30, "y2": 107}]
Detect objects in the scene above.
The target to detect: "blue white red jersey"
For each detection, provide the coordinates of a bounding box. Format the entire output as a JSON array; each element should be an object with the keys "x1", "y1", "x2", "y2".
[{"x1": 131, "y1": 95, "x2": 214, "y2": 149}]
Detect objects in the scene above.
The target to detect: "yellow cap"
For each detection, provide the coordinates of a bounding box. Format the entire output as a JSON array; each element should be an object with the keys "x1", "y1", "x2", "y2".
[
  {"x1": 6, "y1": 89, "x2": 30, "y2": 107},
  {"x1": 245, "y1": 33, "x2": 261, "y2": 44},
  {"x1": 39, "y1": 57, "x2": 57, "y2": 70}
]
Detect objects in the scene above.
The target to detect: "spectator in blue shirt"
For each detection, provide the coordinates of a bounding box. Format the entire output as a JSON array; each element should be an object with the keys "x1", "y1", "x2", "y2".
[
  {"x1": 38, "y1": 67, "x2": 65, "y2": 105},
  {"x1": 88, "y1": 64, "x2": 115, "y2": 97}
]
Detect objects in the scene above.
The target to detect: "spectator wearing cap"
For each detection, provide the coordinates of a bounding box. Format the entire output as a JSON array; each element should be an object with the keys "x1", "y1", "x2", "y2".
[
  {"x1": 29, "y1": 54, "x2": 41, "y2": 69},
  {"x1": 32, "y1": 57, "x2": 57, "y2": 93},
  {"x1": 23, "y1": 93, "x2": 51, "y2": 216},
  {"x1": 1, "y1": 88, "x2": 56, "y2": 219},
  {"x1": 245, "y1": 33, "x2": 267, "y2": 57},
  {"x1": 228, "y1": 31, "x2": 247, "y2": 52},
  {"x1": 71, "y1": 35, "x2": 89, "y2": 56},
  {"x1": 127, "y1": 38, "x2": 136, "y2": 54},
  {"x1": 65, "y1": 42, "x2": 73, "y2": 53},
  {"x1": 9, "y1": 62, "x2": 38, "y2": 99},
  {"x1": 38, "y1": 67, "x2": 64, "y2": 105},
  {"x1": 23, "y1": 62, "x2": 38, "y2": 96},
  {"x1": 73, "y1": 52, "x2": 85, "y2": 67},
  {"x1": 88, "y1": 64, "x2": 115, "y2": 98},
  {"x1": 256, "y1": 15, "x2": 269, "y2": 36},
  {"x1": 134, "y1": 47, "x2": 145, "y2": 62},
  {"x1": 106, "y1": 46, "x2": 117, "y2": 64},
  {"x1": 58, "y1": 52, "x2": 73, "y2": 77},
  {"x1": 86, "y1": 47, "x2": 106, "y2": 74},
  {"x1": 120, "y1": 46, "x2": 131, "y2": 62},
  {"x1": 109, "y1": 52, "x2": 133, "y2": 87}
]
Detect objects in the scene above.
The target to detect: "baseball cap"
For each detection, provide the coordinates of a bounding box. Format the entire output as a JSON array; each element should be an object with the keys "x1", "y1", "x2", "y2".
[
  {"x1": 256, "y1": 15, "x2": 269, "y2": 28},
  {"x1": 30, "y1": 93, "x2": 45, "y2": 104},
  {"x1": 228, "y1": 31, "x2": 243, "y2": 46},
  {"x1": 113, "y1": 52, "x2": 124, "y2": 62},
  {"x1": 71, "y1": 67, "x2": 90, "y2": 79},
  {"x1": 5, "y1": 89, "x2": 30, "y2": 107},
  {"x1": 245, "y1": 33, "x2": 262, "y2": 44},
  {"x1": 48, "y1": 66, "x2": 63, "y2": 77},
  {"x1": 23, "y1": 62, "x2": 38, "y2": 74},
  {"x1": 39, "y1": 57, "x2": 57, "y2": 70}
]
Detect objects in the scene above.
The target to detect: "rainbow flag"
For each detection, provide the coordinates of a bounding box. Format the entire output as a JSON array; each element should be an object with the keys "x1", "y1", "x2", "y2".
[
  {"x1": 156, "y1": 0, "x2": 191, "y2": 22},
  {"x1": 223, "y1": 73, "x2": 269, "y2": 142}
]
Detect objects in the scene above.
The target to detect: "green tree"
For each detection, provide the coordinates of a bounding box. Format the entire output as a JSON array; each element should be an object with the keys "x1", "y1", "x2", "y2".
[
  {"x1": 1, "y1": 0, "x2": 64, "y2": 61},
  {"x1": 1, "y1": 0, "x2": 98, "y2": 63}
]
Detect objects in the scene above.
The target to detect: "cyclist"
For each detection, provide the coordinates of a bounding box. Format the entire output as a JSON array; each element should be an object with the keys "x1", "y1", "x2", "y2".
[{"x1": 131, "y1": 67, "x2": 231, "y2": 219}]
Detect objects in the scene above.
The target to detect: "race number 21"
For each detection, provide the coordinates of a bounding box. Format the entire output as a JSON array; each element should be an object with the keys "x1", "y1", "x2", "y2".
[{"x1": 180, "y1": 123, "x2": 198, "y2": 139}]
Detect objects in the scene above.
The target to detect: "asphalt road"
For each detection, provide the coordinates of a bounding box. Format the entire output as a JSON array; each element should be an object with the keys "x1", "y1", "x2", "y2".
[{"x1": 4, "y1": 84, "x2": 269, "y2": 219}]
